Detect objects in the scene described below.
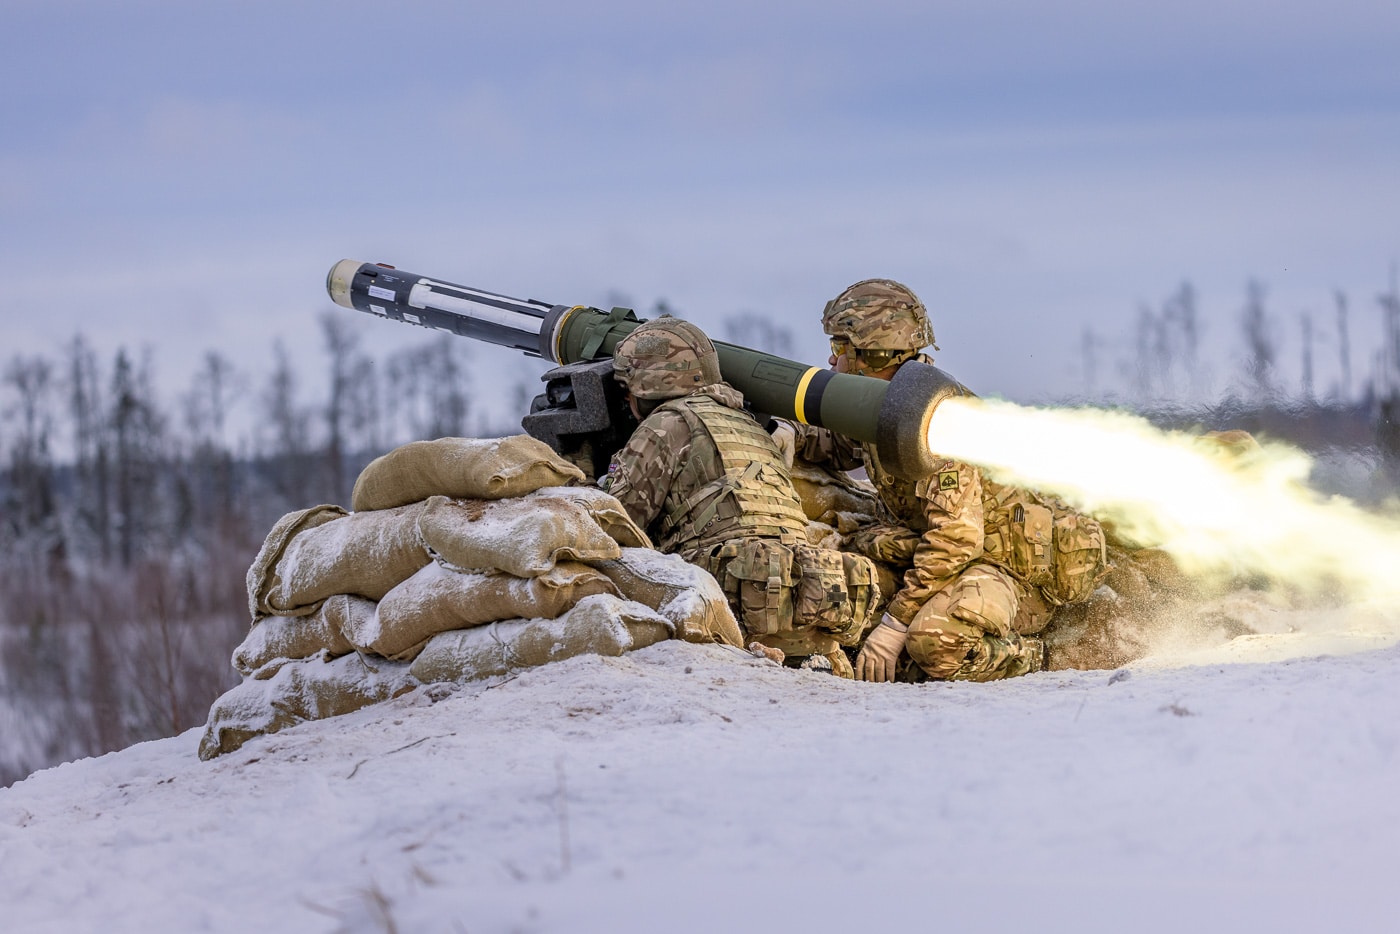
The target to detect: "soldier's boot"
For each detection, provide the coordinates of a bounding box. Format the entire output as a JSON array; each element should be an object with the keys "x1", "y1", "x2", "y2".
[{"x1": 1020, "y1": 636, "x2": 1047, "y2": 674}]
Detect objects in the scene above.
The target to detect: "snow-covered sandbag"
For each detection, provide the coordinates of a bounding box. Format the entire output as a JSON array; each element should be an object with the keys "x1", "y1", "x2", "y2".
[
  {"x1": 248, "y1": 501, "x2": 432, "y2": 617},
  {"x1": 345, "y1": 561, "x2": 620, "y2": 661},
  {"x1": 232, "y1": 595, "x2": 375, "y2": 676},
  {"x1": 197, "y1": 652, "x2": 418, "y2": 760},
  {"x1": 417, "y1": 494, "x2": 621, "y2": 578},
  {"x1": 245, "y1": 504, "x2": 347, "y2": 619},
  {"x1": 408, "y1": 593, "x2": 674, "y2": 683},
  {"x1": 527, "y1": 486, "x2": 651, "y2": 549},
  {"x1": 351, "y1": 435, "x2": 586, "y2": 512},
  {"x1": 589, "y1": 548, "x2": 745, "y2": 648}
]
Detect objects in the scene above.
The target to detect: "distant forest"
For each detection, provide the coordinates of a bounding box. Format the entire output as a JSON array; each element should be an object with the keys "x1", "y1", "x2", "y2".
[{"x1": 3, "y1": 281, "x2": 1400, "y2": 786}]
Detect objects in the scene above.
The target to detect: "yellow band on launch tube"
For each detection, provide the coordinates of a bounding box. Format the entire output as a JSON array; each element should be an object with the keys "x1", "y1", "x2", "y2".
[{"x1": 793, "y1": 366, "x2": 821, "y2": 424}]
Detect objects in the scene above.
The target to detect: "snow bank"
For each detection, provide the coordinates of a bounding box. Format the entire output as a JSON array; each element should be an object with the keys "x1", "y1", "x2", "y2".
[{"x1": 3, "y1": 629, "x2": 1398, "y2": 933}]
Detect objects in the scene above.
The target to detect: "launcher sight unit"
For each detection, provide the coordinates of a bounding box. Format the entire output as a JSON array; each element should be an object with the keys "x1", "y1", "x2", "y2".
[{"x1": 326, "y1": 259, "x2": 972, "y2": 480}]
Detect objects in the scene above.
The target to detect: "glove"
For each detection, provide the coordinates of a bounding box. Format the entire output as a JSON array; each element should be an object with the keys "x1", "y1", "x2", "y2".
[
  {"x1": 769, "y1": 419, "x2": 796, "y2": 468},
  {"x1": 855, "y1": 614, "x2": 908, "y2": 682}
]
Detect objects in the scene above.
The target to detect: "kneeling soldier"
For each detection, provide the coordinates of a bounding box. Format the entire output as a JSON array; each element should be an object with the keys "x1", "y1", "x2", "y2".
[
  {"x1": 601, "y1": 316, "x2": 879, "y2": 675},
  {"x1": 790, "y1": 279, "x2": 1109, "y2": 682}
]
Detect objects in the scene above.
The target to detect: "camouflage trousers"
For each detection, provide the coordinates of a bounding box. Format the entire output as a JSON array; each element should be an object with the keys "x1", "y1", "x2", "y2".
[{"x1": 902, "y1": 563, "x2": 1049, "y2": 682}]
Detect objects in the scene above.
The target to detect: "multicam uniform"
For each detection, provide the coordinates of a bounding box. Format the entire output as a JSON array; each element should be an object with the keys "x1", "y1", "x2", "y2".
[
  {"x1": 801, "y1": 279, "x2": 1107, "y2": 682},
  {"x1": 606, "y1": 383, "x2": 806, "y2": 557},
  {"x1": 604, "y1": 319, "x2": 877, "y2": 673},
  {"x1": 793, "y1": 414, "x2": 1051, "y2": 682}
]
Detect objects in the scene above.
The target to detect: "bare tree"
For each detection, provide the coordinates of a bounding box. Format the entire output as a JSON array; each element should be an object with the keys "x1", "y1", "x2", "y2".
[
  {"x1": 724, "y1": 311, "x2": 796, "y2": 358},
  {"x1": 1133, "y1": 304, "x2": 1164, "y2": 400},
  {"x1": 1335, "y1": 290, "x2": 1352, "y2": 401},
  {"x1": 1299, "y1": 311, "x2": 1315, "y2": 402},
  {"x1": 66, "y1": 336, "x2": 112, "y2": 560},
  {"x1": 109, "y1": 349, "x2": 166, "y2": 567},
  {"x1": 1379, "y1": 264, "x2": 1400, "y2": 398},
  {"x1": 2, "y1": 354, "x2": 61, "y2": 562},
  {"x1": 1241, "y1": 279, "x2": 1276, "y2": 399},
  {"x1": 1162, "y1": 281, "x2": 1200, "y2": 389},
  {"x1": 182, "y1": 350, "x2": 243, "y2": 521},
  {"x1": 320, "y1": 312, "x2": 361, "y2": 500},
  {"x1": 259, "y1": 340, "x2": 315, "y2": 507},
  {"x1": 383, "y1": 337, "x2": 470, "y2": 444}
]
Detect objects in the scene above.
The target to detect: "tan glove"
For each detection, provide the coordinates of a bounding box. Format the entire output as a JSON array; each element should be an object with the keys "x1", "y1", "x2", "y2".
[
  {"x1": 769, "y1": 419, "x2": 796, "y2": 469},
  {"x1": 855, "y1": 615, "x2": 908, "y2": 682}
]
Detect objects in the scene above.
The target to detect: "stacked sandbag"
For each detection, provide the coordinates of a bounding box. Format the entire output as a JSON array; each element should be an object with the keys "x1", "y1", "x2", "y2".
[
  {"x1": 409, "y1": 593, "x2": 674, "y2": 683},
  {"x1": 202, "y1": 435, "x2": 740, "y2": 760},
  {"x1": 350, "y1": 560, "x2": 621, "y2": 660},
  {"x1": 351, "y1": 435, "x2": 586, "y2": 511},
  {"x1": 199, "y1": 651, "x2": 417, "y2": 761},
  {"x1": 246, "y1": 502, "x2": 433, "y2": 617},
  {"x1": 232, "y1": 595, "x2": 372, "y2": 676}
]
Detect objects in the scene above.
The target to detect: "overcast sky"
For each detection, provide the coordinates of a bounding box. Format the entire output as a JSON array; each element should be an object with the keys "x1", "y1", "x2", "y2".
[{"x1": 3, "y1": 0, "x2": 1398, "y2": 432}]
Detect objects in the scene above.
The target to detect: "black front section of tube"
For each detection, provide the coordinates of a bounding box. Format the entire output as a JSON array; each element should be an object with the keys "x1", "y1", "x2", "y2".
[
  {"x1": 875, "y1": 362, "x2": 976, "y2": 478},
  {"x1": 338, "y1": 262, "x2": 557, "y2": 355}
]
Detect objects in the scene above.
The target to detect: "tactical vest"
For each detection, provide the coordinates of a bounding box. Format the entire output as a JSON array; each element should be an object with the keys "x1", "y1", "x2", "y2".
[{"x1": 652, "y1": 395, "x2": 809, "y2": 557}]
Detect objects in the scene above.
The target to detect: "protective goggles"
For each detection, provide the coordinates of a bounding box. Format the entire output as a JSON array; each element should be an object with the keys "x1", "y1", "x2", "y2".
[{"x1": 829, "y1": 338, "x2": 906, "y2": 371}]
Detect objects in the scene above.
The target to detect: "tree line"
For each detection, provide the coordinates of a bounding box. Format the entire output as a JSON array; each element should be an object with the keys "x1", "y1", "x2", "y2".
[{"x1": 0, "y1": 315, "x2": 491, "y2": 786}]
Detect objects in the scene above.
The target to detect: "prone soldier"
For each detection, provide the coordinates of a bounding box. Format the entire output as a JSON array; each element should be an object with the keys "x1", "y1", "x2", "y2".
[
  {"x1": 600, "y1": 316, "x2": 880, "y2": 676},
  {"x1": 785, "y1": 280, "x2": 1110, "y2": 682}
]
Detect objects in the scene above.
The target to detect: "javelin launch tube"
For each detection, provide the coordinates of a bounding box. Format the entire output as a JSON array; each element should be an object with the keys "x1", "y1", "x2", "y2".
[{"x1": 327, "y1": 260, "x2": 973, "y2": 478}]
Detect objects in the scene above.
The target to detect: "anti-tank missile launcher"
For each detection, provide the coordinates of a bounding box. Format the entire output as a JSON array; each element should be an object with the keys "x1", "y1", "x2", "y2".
[{"x1": 326, "y1": 259, "x2": 973, "y2": 480}]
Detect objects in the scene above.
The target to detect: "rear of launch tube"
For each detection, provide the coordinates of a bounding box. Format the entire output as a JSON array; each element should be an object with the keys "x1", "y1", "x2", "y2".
[{"x1": 327, "y1": 260, "x2": 973, "y2": 478}]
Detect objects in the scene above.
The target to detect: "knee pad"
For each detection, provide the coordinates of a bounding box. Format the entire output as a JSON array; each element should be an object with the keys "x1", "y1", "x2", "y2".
[{"x1": 946, "y1": 566, "x2": 1018, "y2": 639}]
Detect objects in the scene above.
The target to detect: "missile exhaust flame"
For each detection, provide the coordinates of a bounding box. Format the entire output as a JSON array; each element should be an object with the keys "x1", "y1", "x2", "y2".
[{"x1": 926, "y1": 397, "x2": 1400, "y2": 610}]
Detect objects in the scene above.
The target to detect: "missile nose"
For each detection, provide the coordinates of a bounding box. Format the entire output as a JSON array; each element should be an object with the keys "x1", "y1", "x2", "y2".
[{"x1": 326, "y1": 259, "x2": 364, "y2": 308}]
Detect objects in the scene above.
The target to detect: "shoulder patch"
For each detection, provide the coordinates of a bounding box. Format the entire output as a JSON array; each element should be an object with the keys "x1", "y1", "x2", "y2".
[{"x1": 938, "y1": 469, "x2": 959, "y2": 492}]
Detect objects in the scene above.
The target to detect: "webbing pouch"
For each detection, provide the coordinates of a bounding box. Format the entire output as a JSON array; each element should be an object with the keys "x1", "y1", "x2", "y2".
[
  {"x1": 1049, "y1": 512, "x2": 1109, "y2": 604},
  {"x1": 1005, "y1": 501, "x2": 1055, "y2": 588},
  {"x1": 792, "y1": 543, "x2": 849, "y2": 634},
  {"x1": 720, "y1": 538, "x2": 796, "y2": 636}
]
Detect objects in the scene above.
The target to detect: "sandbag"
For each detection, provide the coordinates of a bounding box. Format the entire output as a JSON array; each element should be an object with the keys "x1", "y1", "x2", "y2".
[
  {"x1": 409, "y1": 593, "x2": 674, "y2": 683},
  {"x1": 232, "y1": 595, "x2": 374, "y2": 676},
  {"x1": 197, "y1": 652, "x2": 418, "y2": 760},
  {"x1": 590, "y1": 547, "x2": 744, "y2": 648},
  {"x1": 417, "y1": 494, "x2": 621, "y2": 577},
  {"x1": 346, "y1": 560, "x2": 620, "y2": 661},
  {"x1": 789, "y1": 461, "x2": 879, "y2": 523},
  {"x1": 351, "y1": 435, "x2": 586, "y2": 512},
  {"x1": 251, "y1": 502, "x2": 432, "y2": 617},
  {"x1": 245, "y1": 504, "x2": 346, "y2": 619},
  {"x1": 527, "y1": 486, "x2": 651, "y2": 549}
]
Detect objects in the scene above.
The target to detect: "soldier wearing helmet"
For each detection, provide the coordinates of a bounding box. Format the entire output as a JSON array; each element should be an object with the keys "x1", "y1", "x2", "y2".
[
  {"x1": 822, "y1": 278, "x2": 937, "y2": 378},
  {"x1": 789, "y1": 279, "x2": 1059, "y2": 683},
  {"x1": 603, "y1": 315, "x2": 878, "y2": 675}
]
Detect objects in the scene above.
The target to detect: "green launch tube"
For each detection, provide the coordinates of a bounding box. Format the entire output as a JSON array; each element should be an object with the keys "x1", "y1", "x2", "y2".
[
  {"x1": 541, "y1": 303, "x2": 973, "y2": 477},
  {"x1": 328, "y1": 259, "x2": 973, "y2": 478}
]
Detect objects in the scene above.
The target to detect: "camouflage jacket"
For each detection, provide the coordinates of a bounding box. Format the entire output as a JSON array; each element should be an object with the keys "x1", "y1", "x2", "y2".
[
  {"x1": 792, "y1": 384, "x2": 985, "y2": 627},
  {"x1": 603, "y1": 383, "x2": 809, "y2": 560}
]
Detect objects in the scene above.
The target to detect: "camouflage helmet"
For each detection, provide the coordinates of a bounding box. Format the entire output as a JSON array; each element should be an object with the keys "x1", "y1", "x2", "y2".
[
  {"x1": 822, "y1": 278, "x2": 936, "y2": 356},
  {"x1": 613, "y1": 315, "x2": 723, "y2": 400}
]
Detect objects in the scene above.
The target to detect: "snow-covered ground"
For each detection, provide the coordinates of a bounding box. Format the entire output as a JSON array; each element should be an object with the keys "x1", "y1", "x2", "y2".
[{"x1": 2, "y1": 615, "x2": 1398, "y2": 934}]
